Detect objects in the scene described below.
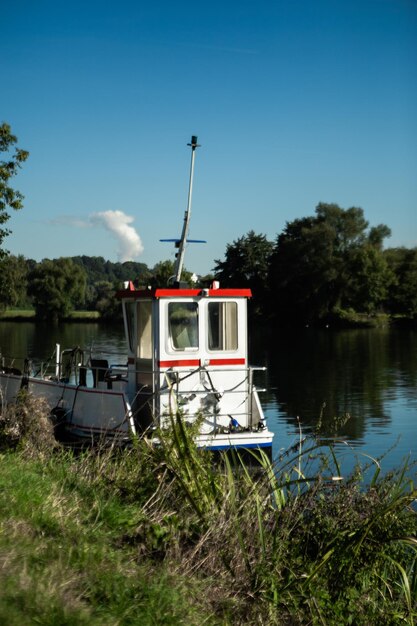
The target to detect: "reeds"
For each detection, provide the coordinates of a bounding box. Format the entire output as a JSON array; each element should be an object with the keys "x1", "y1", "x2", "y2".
[{"x1": 0, "y1": 395, "x2": 416, "y2": 624}]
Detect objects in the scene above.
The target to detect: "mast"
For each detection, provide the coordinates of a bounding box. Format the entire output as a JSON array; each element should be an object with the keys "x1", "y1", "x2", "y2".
[{"x1": 173, "y1": 135, "x2": 200, "y2": 283}]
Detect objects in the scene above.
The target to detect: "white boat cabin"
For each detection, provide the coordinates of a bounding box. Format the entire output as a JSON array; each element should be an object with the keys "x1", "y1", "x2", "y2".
[{"x1": 118, "y1": 280, "x2": 266, "y2": 436}]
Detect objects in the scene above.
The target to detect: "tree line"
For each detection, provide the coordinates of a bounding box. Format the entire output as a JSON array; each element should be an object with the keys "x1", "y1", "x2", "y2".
[
  {"x1": 0, "y1": 254, "x2": 214, "y2": 321},
  {"x1": 1, "y1": 122, "x2": 416, "y2": 326},
  {"x1": 1, "y1": 203, "x2": 416, "y2": 326},
  {"x1": 214, "y1": 204, "x2": 417, "y2": 326}
]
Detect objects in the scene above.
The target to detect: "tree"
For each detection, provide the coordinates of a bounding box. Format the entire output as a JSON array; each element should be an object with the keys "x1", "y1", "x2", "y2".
[
  {"x1": 268, "y1": 203, "x2": 392, "y2": 324},
  {"x1": 0, "y1": 123, "x2": 29, "y2": 259},
  {"x1": 150, "y1": 260, "x2": 194, "y2": 287},
  {"x1": 113, "y1": 261, "x2": 152, "y2": 285},
  {"x1": 348, "y1": 245, "x2": 394, "y2": 314},
  {"x1": 384, "y1": 247, "x2": 417, "y2": 318},
  {"x1": 213, "y1": 231, "x2": 274, "y2": 316},
  {"x1": 72, "y1": 256, "x2": 153, "y2": 309},
  {"x1": 368, "y1": 224, "x2": 392, "y2": 249},
  {"x1": 0, "y1": 254, "x2": 29, "y2": 311},
  {"x1": 28, "y1": 258, "x2": 87, "y2": 320},
  {"x1": 94, "y1": 280, "x2": 123, "y2": 320}
]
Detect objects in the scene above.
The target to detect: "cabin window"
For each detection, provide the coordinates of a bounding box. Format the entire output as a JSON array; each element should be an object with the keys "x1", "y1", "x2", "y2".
[
  {"x1": 125, "y1": 302, "x2": 135, "y2": 352},
  {"x1": 169, "y1": 302, "x2": 198, "y2": 350},
  {"x1": 137, "y1": 301, "x2": 152, "y2": 359},
  {"x1": 208, "y1": 301, "x2": 238, "y2": 351}
]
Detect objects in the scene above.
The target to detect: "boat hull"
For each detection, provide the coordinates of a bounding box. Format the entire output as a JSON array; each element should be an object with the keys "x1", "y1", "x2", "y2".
[
  {"x1": 0, "y1": 372, "x2": 133, "y2": 441},
  {"x1": 0, "y1": 371, "x2": 273, "y2": 454}
]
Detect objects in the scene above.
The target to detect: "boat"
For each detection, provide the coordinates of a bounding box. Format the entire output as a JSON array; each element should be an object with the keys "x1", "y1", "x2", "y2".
[{"x1": 0, "y1": 136, "x2": 274, "y2": 455}]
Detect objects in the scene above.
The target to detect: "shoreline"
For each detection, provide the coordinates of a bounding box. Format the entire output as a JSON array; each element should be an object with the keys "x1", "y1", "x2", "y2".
[{"x1": 1, "y1": 310, "x2": 415, "y2": 329}]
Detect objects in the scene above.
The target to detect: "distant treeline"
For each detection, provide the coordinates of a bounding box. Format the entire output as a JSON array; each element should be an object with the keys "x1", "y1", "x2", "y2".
[
  {"x1": 213, "y1": 204, "x2": 417, "y2": 327},
  {"x1": 0, "y1": 203, "x2": 416, "y2": 326},
  {"x1": 0, "y1": 254, "x2": 213, "y2": 321}
]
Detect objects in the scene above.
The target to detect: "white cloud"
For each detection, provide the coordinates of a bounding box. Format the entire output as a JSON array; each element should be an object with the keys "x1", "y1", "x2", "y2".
[
  {"x1": 47, "y1": 215, "x2": 90, "y2": 228},
  {"x1": 90, "y1": 210, "x2": 144, "y2": 262}
]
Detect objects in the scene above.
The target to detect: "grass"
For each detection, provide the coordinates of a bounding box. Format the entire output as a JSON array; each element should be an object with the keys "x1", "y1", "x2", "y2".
[
  {"x1": 0, "y1": 309, "x2": 100, "y2": 321},
  {"x1": 0, "y1": 308, "x2": 36, "y2": 319},
  {"x1": 64, "y1": 311, "x2": 101, "y2": 320},
  {"x1": 0, "y1": 454, "x2": 207, "y2": 626},
  {"x1": 0, "y1": 393, "x2": 416, "y2": 625}
]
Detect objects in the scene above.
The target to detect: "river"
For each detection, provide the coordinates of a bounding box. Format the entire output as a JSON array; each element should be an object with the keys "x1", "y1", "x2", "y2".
[{"x1": 1, "y1": 320, "x2": 416, "y2": 480}]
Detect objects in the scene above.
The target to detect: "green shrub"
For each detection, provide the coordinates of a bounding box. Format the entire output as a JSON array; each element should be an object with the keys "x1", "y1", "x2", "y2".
[{"x1": 0, "y1": 395, "x2": 416, "y2": 624}]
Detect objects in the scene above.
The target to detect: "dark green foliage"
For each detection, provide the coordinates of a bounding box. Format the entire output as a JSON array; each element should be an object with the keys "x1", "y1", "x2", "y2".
[
  {"x1": 72, "y1": 255, "x2": 152, "y2": 287},
  {"x1": 27, "y1": 257, "x2": 87, "y2": 320},
  {"x1": 283, "y1": 473, "x2": 417, "y2": 622},
  {"x1": 72, "y1": 256, "x2": 153, "y2": 316},
  {"x1": 345, "y1": 243, "x2": 394, "y2": 314},
  {"x1": 149, "y1": 259, "x2": 177, "y2": 287},
  {"x1": 213, "y1": 230, "x2": 274, "y2": 317},
  {"x1": 0, "y1": 123, "x2": 29, "y2": 259},
  {"x1": 149, "y1": 259, "x2": 196, "y2": 287},
  {"x1": 0, "y1": 254, "x2": 29, "y2": 310},
  {"x1": 90, "y1": 280, "x2": 122, "y2": 320},
  {"x1": 384, "y1": 247, "x2": 417, "y2": 318},
  {"x1": 0, "y1": 254, "x2": 201, "y2": 317},
  {"x1": 267, "y1": 203, "x2": 393, "y2": 325}
]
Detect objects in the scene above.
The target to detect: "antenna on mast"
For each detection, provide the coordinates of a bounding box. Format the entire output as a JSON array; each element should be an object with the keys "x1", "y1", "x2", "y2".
[
  {"x1": 174, "y1": 135, "x2": 200, "y2": 283},
  {"x1": 160, "y1": 136, "x2": 206, "y2": 285}
]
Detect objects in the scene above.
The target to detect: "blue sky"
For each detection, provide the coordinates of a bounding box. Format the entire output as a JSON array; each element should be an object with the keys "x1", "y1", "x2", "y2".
[{"x1": 3, "y1": 0, "x2": 416, "y2": 276}]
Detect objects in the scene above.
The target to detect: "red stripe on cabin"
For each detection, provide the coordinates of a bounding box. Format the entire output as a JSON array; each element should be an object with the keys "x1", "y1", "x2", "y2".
[
  {"x1": 206, "y1": 358, "x2": 246, "y2": 366},
  {"x1": 159, "y1": 359, "x2": 201, "y2": 368},
  {"x1": 154, "y1": 288, "x2": 252, "y2": 298},
  {"x1": 159, "y1": 357, "x2": 246, "y2": 368},
  {"x1": 117, "y1": 288, "x2": 252, "y2": 298}
]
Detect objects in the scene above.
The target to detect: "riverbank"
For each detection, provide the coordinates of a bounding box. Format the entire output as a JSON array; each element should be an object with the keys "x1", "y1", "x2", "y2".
[
  {"x1": 0, "y1": 309, "x2": 101, "y2": 321},
  {"x1": 1, "y1": 395, "x2": 416, "y2": 625},
  {"x1": 1, "y1": 308, "x2": 416, "y2": 328}
]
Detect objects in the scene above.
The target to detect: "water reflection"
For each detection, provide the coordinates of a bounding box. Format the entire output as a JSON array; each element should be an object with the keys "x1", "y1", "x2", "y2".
[
  {"x1": 250, "y1": 325, "x2": 417, "y2": 475},
  {"x1": 1, "y1": 321, "x2": 417, "y2": 474},
  {"x1": 0, "y1": 321, "x2": 127, "y2": 370}
]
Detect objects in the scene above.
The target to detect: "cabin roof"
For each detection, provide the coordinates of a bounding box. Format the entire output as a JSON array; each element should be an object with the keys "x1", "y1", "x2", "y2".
[{"x1": 116, "y1": 285, "x2": 252, "y2": 300}]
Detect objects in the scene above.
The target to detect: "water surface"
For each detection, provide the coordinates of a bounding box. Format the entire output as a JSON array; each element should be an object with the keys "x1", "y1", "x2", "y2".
[
  {"x1": 250, "y1": 326, "x2": 417, "y2": 479},
  {"x1": 1, "y1": 321, "x2": 416, "y2": 478}
]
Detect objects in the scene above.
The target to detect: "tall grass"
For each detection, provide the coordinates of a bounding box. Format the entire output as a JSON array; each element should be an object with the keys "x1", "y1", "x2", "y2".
[{"x1": 0, "y1": 393, "x2": 416, "y2": 624}]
